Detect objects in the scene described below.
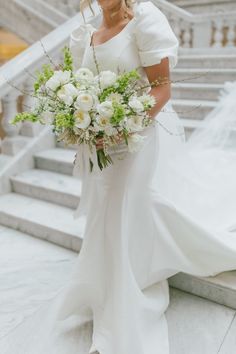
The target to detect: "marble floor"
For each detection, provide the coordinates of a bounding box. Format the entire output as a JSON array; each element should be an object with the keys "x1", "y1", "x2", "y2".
[{"x1": 0, "y1": 225, "x2": 235, "y2": 354}]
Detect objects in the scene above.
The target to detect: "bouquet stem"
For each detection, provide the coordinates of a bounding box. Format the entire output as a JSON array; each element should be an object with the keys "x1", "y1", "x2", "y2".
[{"x1": 96, "y1": 149, "x2": 113, "y2": 171}]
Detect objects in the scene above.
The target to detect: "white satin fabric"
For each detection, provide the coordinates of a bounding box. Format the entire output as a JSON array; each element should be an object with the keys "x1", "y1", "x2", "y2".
[{"x1": 1, "y1": 2, "x2": 236, "y2": 354}]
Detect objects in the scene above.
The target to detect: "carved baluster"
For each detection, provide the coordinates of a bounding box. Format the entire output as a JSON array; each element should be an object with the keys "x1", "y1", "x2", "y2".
[
  {"x1": 20, "y1": 79, "x2": 42, "y2": 137},
  {"x1": 226, "y1": 20, "x2": 235, "y2": 47},
  {"x1": 182, "y1": 23, "x2": 192, "y2": 48},
  {"x1": 213, "y1": 19, "x2": 224, "y2": 47},
  {"x1": 172, "y1": 18, "x2": 182, "y2": 46},
  {"x1": 1, "y1": 90, "x2": 29, "y2": 155},
  {"x1": 1, "y1": 91, "x2": 20, "y2": 138}
]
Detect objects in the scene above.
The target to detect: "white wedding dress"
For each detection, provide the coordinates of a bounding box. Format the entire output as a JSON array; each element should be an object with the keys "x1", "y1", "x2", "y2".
[{"x1": 1, "y1": 2, "x2": 236, "y2": 354}]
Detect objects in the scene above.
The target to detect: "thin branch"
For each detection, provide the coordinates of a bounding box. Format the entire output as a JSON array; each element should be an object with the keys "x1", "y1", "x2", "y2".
[
  {"x1": 23, "y1": 68, "x2": 38, "y2": 80},
  {"x1": 39, "y1": 40, "x2": 60, "y2": 69},
  {"x1": 3, "y1": 76, "x2": 36, "y2": 98}
]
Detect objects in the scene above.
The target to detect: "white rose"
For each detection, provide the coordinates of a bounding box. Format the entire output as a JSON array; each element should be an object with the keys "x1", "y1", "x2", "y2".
[
  {"x1": 45, "y1": 76, "x2": 60, "y2": 91},
  {"x1": 45, "y1": 70, "x2": 71, "y2": 91},
  {"x1": 99, "y1": 70, "x2": 117, "y2": 89},
  {"x1": 75, "y1": 68, "x2": 94, "y2": 82},
  {"x1": 128, "y1": 133, "x2": 146, "y2": 153},
  {"x1": 126, "y1": 115, "x2": 144, "y2": 132},
  {"x1": 128, "y1": 97, "x2": 144, "y2": 113},
  {"x1": 74, "y1": 110, "x2": 91, "y2": 129},
  {"x1": 96, "y1": 115, "x2": 111, "y2": 129},
  {"x1": 74, "y1": 93, "x2": 95, "y2": 111},
  {"x1": 57, "y1": 83, "x2": 78, "y2": 106},
  {"x1": 97, "y1": 101, "x2": 114, "y2": 118}
]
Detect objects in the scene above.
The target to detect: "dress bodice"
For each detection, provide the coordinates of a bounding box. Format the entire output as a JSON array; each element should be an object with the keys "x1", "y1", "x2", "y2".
[{"x1": 69, "y1": 1, "x2": 179, "y2": 79}]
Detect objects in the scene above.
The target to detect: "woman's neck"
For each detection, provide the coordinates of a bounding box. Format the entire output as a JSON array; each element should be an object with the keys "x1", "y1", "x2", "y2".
[{"x1": 101, "y1": 3, "x2": 130, "y2": 28}]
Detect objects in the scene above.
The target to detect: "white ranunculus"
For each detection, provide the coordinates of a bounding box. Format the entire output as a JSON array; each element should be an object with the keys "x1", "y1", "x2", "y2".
[
  {"x1": 126, "y1": 115, "x2": 144, "y2": 132},
  {"x1": 97, "y1": 101, "x2": 114, "y2": 118},
  {"x1": 128, "y1": 97, "x2": 144, "y2": 113},
  {"x1": 45, "y1": 70, "x2": 71, "y2": 91},
  {"x1": 57, "y1": 83, "x2": 78, "y2": 106},
  {"x1": 99, "y1": 70, "x2": 117, "y2": 89},
  {"x1": 74, "y1": 92, "x2": 95, "y2": 111},
  {"x1": 74, "y1": 110, "x2": 91, "y2": 129},
  {"x1": 75, "y1": 68, "x2": 94, "y2": 82},
  {"x1": 128, "y1": 133, "x2": 146, "y2": 153},
  {"x1": 107, "y1": 92, "x2": 123, "y2": 104}
]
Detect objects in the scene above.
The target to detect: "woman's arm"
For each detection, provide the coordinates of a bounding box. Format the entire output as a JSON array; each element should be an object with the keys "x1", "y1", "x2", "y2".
[{"x1": 143, "y1": 57, "x2": 171, "y2": 119}]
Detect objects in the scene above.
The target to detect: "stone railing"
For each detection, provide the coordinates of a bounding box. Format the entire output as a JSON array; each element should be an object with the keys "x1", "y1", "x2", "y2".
[
  {"x1": 152, "y1": 0, "x2": 236, "y2": 48},
  {"x1": 0, "y1": 12, "x2": 83, "y2": 156}
]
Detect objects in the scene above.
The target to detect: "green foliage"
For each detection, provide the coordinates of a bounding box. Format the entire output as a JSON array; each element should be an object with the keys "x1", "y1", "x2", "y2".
[
  {"x1": 110, "y1": 102, "x2": 125, "y2": 125},
  {"x1": 99, "y1": 86, "x2": 116, "y2": 102},
  {"x1": 62, "y1": 46, "x2": 73, "y2": 72},
  {"x1": 54, "y1": 112, "x2": 74, "y2": 129},
  {"x1": 10, "y1": 112, "x2": 39, "y2": 125},
  {"x1": 116, "y1": 70, "x2": 140, "y2": 94},
  {"x1": 34, "y1": 64, "x2": 54, "y2": 93},
  {"x1": 99, "y1": 70, "x2": 141, "y2": 102}
]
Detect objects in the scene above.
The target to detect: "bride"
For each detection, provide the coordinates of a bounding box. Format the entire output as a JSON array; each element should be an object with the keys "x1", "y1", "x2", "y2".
[{"x1": 1, "y1": 0, "x2": 236, "y2": 353}]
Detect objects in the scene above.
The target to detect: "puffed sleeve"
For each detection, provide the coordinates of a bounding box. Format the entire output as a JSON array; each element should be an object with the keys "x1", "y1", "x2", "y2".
[
  {"x1": 134, "y1": 1, "x2": 179, "y2": 69},
  {"x1": 69, "y1": 23, "x2": 94, "y2": 70}
]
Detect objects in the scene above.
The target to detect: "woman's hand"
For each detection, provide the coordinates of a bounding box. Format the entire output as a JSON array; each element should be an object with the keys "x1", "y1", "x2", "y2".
[{"x1": 96, "y1": 137, "x2": 104, "y2": 150}]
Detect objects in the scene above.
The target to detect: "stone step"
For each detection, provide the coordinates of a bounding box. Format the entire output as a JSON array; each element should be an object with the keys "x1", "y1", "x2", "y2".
[
  {"x1": 169, "y1": 271, "x2": 236, "y2": 310},
  {"x1": 181, "y1": 118, "x2": 204, "y2": 138},
  {"x1": 171, "y1": 68, "x2": 236, "y2": 84},
  {"x1": 56, "y1": 140, "x2": 78, "y2": 150},
  {"x1": 172, "y1": 83, "x2": 223, "y2": 101},
  {"x1": 0, "y1": 193, "x2": 83, "y2": 251},
  {"x1": 178, "y1": 55, "x2": 236, "y2": 69},
  {"x1": 10, "y1": 169, "x2": 81, "y2": 209},
  {"x1": 171, "y1": 98, "x2": 216, "y2": 120},
  {"x1": 34, "y1": 147, "x2": 76, "y2": 175}
]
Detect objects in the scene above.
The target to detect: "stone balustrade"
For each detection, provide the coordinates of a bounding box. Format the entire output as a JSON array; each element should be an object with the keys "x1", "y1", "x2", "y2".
[{"x1": 153, "y1": 0, "x2": 236, "y2": 48}]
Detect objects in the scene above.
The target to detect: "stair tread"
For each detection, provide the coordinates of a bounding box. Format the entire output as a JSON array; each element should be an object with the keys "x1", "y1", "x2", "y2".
[
  {"x1": 0, "y1": 193, "x2": 83, "y2": 238},
  {"x1": 11, "y1": 169, "x2": 82, "y2": 197},
  {"x1": 171, "y1": 98, "x2": 217, "y2": 107},
  {"x1": 34, "y1": 148, "x2": 76, "y2": 164},
  {"x1": 173, "y1": 68, "x2": 236, "y2": 73},
  {"x1": 172, "y1": 82, "x2": 224, "y2": 89}
]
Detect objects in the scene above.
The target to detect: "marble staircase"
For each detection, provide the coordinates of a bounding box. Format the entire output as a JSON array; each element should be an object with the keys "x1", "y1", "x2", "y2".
[
  {"x1": 172, "y1": 53, "x2": 236, "y2": 135},
  {"x1": 0, "y1": 133, "x2": 235, "y2": 311}
]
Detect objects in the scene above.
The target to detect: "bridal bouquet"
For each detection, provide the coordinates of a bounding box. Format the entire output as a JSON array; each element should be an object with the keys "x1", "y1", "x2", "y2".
[{"x1": 11, "y1": 47, "x2": 156, "y2": 171}]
